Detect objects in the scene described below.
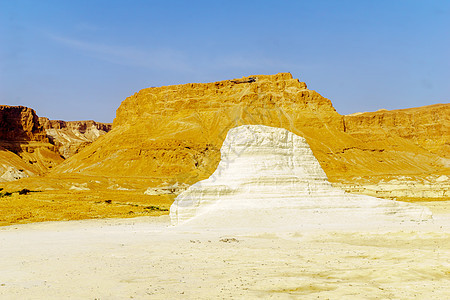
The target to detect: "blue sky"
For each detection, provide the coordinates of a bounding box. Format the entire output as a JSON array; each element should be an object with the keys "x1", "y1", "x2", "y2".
[{"x1": 0, "y1": 0, "x2": 449, "y2": 122}]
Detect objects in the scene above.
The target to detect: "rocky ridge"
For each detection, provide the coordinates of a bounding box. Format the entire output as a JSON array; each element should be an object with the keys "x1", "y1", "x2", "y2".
[
  {"x1": 0, "y1": 74, "x2": 447, "y2": 226},
  {"x1": 343, "y1": 104, "x2": 449, "y2": 159},
  {"x1": 53, "y1": 73, "x2": 449, "y2": 197},
  {"x1": 0, "y1": 105, "x2": 111, "y2": 182},
  {"x1": 39, "y1": 118, "x2": 112, "y2": 158}
]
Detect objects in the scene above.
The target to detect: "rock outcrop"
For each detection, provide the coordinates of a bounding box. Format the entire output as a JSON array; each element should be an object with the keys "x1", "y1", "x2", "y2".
[
  {"x1": 53, "y1": 73, "x2": 449, "y2": 191},
  {"x1": 343, "y1": 104, "x2": 450, "y2": 159},
  {"x1": 0, "y1": 106, "x2": 48, "y2": 142},
  {"x1": 334, "y1": 175, "x2": 449, "y2": 199},
  {"x1": 0, "y1": 106, "x2": 111, "y2": 181},
  {"x1": 39, "y1": 118, "x2": 112, "y2": 158},
  {"x1": 170, "y1": 125, "x2": 432, "y2": 228},
  {"x1": 54, "y1": 73, "x2": 351, "y2": 182},
  {"x1": 0, "y1": 106, "x2": 63, "y2": 179}
]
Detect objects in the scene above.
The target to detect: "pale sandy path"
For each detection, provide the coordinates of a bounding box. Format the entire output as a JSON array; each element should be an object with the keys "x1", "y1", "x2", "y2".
[{"x1": 1, "y1": 211, "x2": 449, "y2": 299}]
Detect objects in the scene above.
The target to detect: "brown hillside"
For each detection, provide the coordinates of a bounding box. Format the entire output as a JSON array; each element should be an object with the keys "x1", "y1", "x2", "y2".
[{"x1": 0, "y1": 106, "x2": 63, "y2": 178}]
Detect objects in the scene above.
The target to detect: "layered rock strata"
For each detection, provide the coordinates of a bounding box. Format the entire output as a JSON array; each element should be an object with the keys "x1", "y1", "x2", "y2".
[
  {"x1": 343, "y1": 104, "x2": 449, "y2": 159},
  {"x1": 170, "y1": 125, "x2": 432, "y2": 228},
  {"x1": 0, "y1": 106, "x2": 48, "y2": 142},
  {"x1": 334, "y1": 175, "x2": 449, "y2": 199},
  {"x1": 0, "y1": 105, "x2": 111, "y2": 181},
  {"x1": 0, "y1": 106, "x2": 63, "y2": 179},
  {"x1": 39, "y1": 118, "x2": 112, "y2": 158}
]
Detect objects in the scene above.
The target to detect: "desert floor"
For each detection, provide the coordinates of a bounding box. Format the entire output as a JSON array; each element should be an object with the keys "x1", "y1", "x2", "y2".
[{"x1": 0, "y1": 201, "x2": 449, "y2": 299}]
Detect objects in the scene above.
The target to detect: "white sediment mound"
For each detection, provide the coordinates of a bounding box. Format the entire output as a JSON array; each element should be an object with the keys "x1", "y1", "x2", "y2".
[{"x1": 170, "y1": 125, "x2": 432, "y2": 229}]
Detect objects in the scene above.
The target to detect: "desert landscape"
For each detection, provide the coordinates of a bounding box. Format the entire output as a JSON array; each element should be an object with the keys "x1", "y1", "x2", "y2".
[
  {"x1": 0, "y1": 73, "x2": 449, "y2": 299},
  {"x1": 1, "y1": 74, "x2": 448, "y2": 225},
  {"x1": 1, "y1": 1, "x2": 449, "y2": 299}
]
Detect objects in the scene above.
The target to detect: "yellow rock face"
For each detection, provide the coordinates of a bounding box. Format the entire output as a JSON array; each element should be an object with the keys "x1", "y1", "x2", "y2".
[
  {"x1": 53, "y1": 73, "x2": 449, "y2": 184},
  {"x1": 343, "y1": 104, "x2": 450, "y2": 159}
]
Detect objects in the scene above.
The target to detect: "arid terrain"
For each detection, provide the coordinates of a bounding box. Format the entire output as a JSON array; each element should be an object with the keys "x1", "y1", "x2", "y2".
[
  {"x1": 1, "y1": 208, "x2": 449, "y2": 299},
  {"x1": 0, "y1": 73, "x2": 449, "y2": 299},
  {"x1": 0, "y1": 73, "x2": 448, "y2": 226}
]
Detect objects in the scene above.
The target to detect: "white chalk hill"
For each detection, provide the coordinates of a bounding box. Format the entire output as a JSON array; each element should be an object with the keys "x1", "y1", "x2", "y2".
[{"x1": 170, "y1": 125, "x2": 432, "y2": 229}]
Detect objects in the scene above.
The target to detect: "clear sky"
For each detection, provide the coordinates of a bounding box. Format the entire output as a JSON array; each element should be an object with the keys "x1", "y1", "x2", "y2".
[{"x1": 0, "y1": 0, "x2": 449, "y2": 123}]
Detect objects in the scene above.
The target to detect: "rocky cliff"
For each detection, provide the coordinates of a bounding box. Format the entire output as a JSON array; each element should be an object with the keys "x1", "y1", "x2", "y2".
[
  {"x1": 0, "y1": 106, "x2": 111, "y2": 182},
  {"x1": 39, "y1": 118, "x2": 112, "y2": 158},
  {"x1": 343, "y1": 104, "x2": 449, "y2": 158},
  {"x1": 53, "y1": 73, "x2": 449, "y2": 190},
  {"x1": 0, "y1": 106, "x2": 63, "y2": 180},
  {"x1": 0, "y1": 106, "x2": 48, "y2": 143},
  {"x1": 0, "y1": 74, "x2": 447, "y2": 226}
]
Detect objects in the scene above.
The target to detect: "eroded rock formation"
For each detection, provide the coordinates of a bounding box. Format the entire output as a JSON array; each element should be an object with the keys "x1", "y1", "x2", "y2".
[
  {"x1": 0, "y1": 106, "x2": 63, "y2": 180},
  {"x1": 170, "y1": 125, "x2": 432, "y2": 228},
  {"x1": 0, "y1": 106, "x2": 48, "y2": 142},
  {"x1": 343, "y1": 104, "x2": 450, "y2": 159},
  {"x1": 0, "y1": 105, "x2": 111, "y2": 181},
  {"x1": 2, "y1": 74, "x2": 447, "y2": 201},
  {"x1": 39, "y1": 118, "x2": 112, "y2": 158},
  {"x1": 54, "y1": 73, "x2": 449, "y2": 192}
]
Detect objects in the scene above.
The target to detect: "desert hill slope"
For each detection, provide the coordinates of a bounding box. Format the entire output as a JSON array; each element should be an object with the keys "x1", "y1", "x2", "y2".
[
  {"x1": 53, "y1": 73, "x2": 449, "y2": 186},
  {"x1": 0, "y1": 105, "x2": 111, "y2": 182},
  {"x1": 343, "y1": 104, "x2": 449, "y2": 159}
]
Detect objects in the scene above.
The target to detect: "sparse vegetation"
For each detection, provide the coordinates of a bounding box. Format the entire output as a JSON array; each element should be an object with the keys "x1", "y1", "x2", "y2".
[
  {"x1": 18, "y1": 189, "x2": 32, "y2": 195},
  {"x1": 0, "y1": 189, "x2": 40, "y2": 197},
  {"x1": 144, "y1": 205, "x2": 169, "y2": 211},
  {"x1": 0, "y1": 189, "x2": 173, "y2": 226}
]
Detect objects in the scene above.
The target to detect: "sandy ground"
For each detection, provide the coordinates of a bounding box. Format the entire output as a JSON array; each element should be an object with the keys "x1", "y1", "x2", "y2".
[{"x1": 1, "y1": 203, "x2": 449, "y2": 299}]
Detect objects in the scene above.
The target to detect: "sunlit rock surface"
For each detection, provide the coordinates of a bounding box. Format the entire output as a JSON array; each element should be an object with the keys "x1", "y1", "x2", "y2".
[
  {"x1": 39, "y1": 118, "x2": 112, "y2": 158},
  {"x1": 170, "y1": 125, "x2": 432, "y2": 229}
]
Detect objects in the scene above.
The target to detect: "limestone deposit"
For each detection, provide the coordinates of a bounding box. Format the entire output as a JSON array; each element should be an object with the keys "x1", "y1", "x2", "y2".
[
  {"x1": 334, "y1": 175, "x2": 449, "y2": 199},
  {"x1": 170, "y1": 125, "x2": 432, "y2": 229}
]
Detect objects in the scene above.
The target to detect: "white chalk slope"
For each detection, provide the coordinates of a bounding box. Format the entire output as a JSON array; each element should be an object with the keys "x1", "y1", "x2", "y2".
[{"x1": 170, "y1": 125, "x2": 432, "y2": 229}]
